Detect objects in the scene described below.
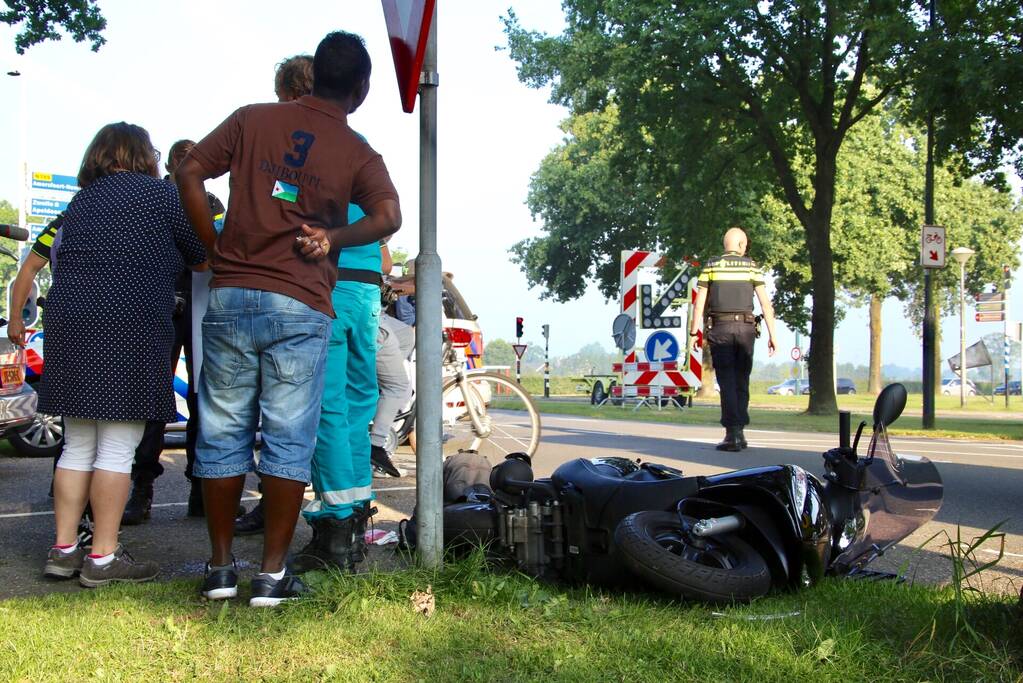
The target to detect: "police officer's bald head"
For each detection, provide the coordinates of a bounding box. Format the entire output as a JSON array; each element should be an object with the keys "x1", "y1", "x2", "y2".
[{"x1": 723, "y1": 228, "x2": 748, "y2": 255}]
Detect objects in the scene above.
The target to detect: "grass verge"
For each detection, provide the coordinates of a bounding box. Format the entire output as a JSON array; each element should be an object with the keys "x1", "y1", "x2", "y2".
[
  {"x1": 0, "y1": 555, "x2": 1020, "y2": 681},
  {"x1": 513, "y1": 399, "x2": 1023, "y2": 441}
]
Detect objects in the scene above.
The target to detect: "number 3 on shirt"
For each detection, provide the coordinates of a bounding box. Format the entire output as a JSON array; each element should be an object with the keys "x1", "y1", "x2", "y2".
[{"x1": 284, "y1": 131, "x2": 316, "y2": 168}]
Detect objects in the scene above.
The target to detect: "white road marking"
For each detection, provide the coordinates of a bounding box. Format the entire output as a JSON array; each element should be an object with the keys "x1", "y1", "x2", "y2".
[
  {"x1": 0, "y1": 486, "x2": 419, "y2": 520},
  {"x1": 980, "y1": 548, "x2": 1023, "y2": 559}
]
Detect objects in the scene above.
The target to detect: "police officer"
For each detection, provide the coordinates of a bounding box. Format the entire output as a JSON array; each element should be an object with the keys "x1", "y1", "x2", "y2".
[{"x1": 690, "y1": 228, "x2": 778, "y2": 451}]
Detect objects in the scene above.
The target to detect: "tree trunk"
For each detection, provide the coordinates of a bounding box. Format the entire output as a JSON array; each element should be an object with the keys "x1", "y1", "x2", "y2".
[
  {"x1": 868, "y1": 294, "x2": 883, "y2": 394},
  {"x1": 804, "y1": 166, "x2": 839, "y2": 416}
]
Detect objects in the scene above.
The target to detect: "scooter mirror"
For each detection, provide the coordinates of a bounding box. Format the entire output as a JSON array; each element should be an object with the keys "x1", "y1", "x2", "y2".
[{"x1": 872, "y1": 383, "x2": 907, "y2": 429}]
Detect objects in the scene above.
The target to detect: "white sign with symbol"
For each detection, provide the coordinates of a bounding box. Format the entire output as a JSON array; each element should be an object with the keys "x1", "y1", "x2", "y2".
[
  {"x1": 512, "y1": 344, "x2": 527, "y2": 359},
  {"x1": 920, "y1": 225, "x2": 946, "y2": 269},
  {"x1": 790, "y1": 347, "x2": 801, "y2": 362}
]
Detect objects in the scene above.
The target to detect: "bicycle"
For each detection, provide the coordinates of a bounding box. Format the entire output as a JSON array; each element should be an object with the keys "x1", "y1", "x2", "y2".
[{"x1": 389, "y1": 329, "x2": 541, "y2": 462}]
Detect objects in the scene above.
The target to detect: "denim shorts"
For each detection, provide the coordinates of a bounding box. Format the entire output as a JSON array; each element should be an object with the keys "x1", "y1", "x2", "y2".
[{"x1": 194, "y1": 287, "x2": 330, "y2": 483}]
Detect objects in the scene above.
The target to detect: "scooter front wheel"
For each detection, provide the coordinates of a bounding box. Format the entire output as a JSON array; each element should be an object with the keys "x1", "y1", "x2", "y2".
[{"x1": 615, "y1": 511, "x2": 771, "y2": 603}]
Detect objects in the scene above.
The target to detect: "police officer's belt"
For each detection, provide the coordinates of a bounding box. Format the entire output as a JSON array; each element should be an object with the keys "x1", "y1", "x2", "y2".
[
  {"x1": 710, "y1": 312, "x2": 756, "y2": 324},
  {"x1": 337, "y1": 267, "x2": 383, "y2": 286}
]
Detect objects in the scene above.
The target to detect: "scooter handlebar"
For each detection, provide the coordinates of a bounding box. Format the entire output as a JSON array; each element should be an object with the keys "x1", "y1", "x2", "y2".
[
  {"x1": 0, "y1": 224, "x2": 30, "y2": 241},
  {"x1": 839, "y1": 411, "x2": 851, "y2": 451}
]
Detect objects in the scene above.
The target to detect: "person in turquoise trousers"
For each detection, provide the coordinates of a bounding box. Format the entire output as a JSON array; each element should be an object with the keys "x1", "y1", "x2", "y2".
[{"x1": 290, "y1": 202, "x2": 385, "y2": 573}]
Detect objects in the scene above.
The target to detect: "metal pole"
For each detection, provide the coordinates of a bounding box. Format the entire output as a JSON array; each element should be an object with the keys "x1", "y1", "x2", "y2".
[
  {"x1": 1005, "y1": 268, "x2": 1011, "y2": 408},
  {"x1": 544, "y1": 331, "x2": 550, "y2": 398},
  {"x1": 921, "y1": 0, "x2": 937, "y2": 429},
  {"x1": 959, "y1": 261, "x2": 966, "y2": 407},
  {"x1": 414, "y1": 7, "x2": 442, "y2": 568}
]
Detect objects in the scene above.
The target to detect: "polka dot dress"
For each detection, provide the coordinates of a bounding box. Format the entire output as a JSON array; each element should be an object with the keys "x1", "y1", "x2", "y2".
[{"x1": 37, "y1": 172, "x2": 207, "y2": 421}]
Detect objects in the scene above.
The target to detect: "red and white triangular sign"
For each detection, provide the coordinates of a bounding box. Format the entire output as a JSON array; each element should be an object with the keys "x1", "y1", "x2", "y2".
[{"x1": 512, "y1": 344, "x2": 527, "y2": 359}]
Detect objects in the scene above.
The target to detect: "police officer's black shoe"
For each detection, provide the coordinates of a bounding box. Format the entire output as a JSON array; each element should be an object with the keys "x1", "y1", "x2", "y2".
[
  {"x1": 121, "y1": 476, "x2": 154, "y2": 526},
  {"x1": 234, "y1": 500, "x2": 265, "y2": 535},
  {"x1": 736, "y1": 426, "x2": 748, "y2": 450},
  {"x1": 289, "y1": 517, "x2": 358, "y2": 574},
  {"x1": 715, "y1": 427, "x2": 741, "y2": 452}
]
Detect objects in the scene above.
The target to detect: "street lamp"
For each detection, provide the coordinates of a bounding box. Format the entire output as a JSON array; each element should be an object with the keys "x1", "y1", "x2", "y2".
[
  {"x1": 5, "y1": 67, "x2": 26, "y2": 231},
  {"x1": 951, "y1": 246, "x2": 975, "y2": 407}
]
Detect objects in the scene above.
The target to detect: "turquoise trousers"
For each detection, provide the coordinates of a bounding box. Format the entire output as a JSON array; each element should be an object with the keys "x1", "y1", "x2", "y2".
[{"x1": 303, "y1": 281, "x2": 380, "y2": 521}]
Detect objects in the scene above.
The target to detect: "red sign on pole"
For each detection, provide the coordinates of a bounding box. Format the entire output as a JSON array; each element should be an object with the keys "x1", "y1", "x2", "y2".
[{"x1": 381, "y1": 0, "x2": 436, "y2": 113}]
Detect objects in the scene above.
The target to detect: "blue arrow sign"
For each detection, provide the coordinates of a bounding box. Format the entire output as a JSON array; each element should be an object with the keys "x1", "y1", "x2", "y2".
[{"x1": 645, "y1": 330, "x2": 680, "y2": 363}]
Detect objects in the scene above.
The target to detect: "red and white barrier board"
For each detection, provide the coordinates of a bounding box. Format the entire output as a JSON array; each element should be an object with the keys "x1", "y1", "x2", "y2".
[{"x1": 616, "y1": 250, "x2": 703, "y2": 398}]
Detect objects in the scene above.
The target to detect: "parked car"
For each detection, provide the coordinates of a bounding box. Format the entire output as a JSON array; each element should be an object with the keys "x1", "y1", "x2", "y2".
[
  {"x1": 941, "y1": 377, "x2": 978, "y2": 396},
  {"x1": 766, "y1": 378, "x2": 806, "y2": 396},
  {"x1": 798, "y1": 377, "x2": 856, "y2": 395},
  {"x1": 994, "y1": 380, "x2": 1022, "y2": 396},
  {"x1": 0, "y1": 326, "x2": 39, "y2": 443}
]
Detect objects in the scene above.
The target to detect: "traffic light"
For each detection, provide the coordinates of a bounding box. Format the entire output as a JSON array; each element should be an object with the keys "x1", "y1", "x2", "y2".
[
  {"x1": 542, "y1": 324, "x2": 550, "y2": 340},
  {"x1": 515, "y1": 317, "x2": 523, "y2": 339}
]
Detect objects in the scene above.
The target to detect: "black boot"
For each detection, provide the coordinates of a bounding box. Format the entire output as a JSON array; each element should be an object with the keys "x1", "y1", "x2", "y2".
[
  {"x1": 289, "y1": 517, "x2": 358, "y2": 574},
  {"x1": 187, "y1": 479, "x2": 204, "y2": 518},
  {"x1": 234, "y1": 499, "x2": 265, "y2": 535},
  {"x1": 715, "y1": 427, "x2": 741, "y2": 452},
  {"x1": 121, "y1": 476, "x2": 154, "y2": 525},
  {"x1": 351, "y1": 501, "x2": 378, "y2": 565},
  {"x1": 736, "y1": 426, "x2": 748, "y2": 450}
]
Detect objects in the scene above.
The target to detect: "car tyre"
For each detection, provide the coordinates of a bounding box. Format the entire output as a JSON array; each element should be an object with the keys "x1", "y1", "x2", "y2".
[{"x1": 9, "y1": 413, "x2": 64, "y2": 458}]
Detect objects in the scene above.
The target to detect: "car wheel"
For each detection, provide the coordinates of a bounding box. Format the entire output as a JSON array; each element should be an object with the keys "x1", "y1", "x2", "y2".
[
  {"x1": 784, "y1": 389, "x2": 793, "y2": 396},
  {"x1": 847, "y1": 389, "x2": 855, "y2": 395},
  {"x1": 9, "y1": 413, "x2": 64, "y2": 458}
]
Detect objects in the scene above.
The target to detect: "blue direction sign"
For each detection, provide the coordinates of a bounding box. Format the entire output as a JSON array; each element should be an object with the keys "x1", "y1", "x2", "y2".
[
  {"x1": 645, "y1": 330, "x2": 680, "y2": 363},
  {"x1": 30, "y1": 198, "x2": 69, "y2": 217},
  {"x1": 30, "y1": 172, "x2": 79, "y2": 193}
]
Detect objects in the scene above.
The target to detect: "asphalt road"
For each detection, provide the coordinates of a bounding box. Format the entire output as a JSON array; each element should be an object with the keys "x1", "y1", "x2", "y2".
[{"x1": 1, "y1": 411, "x2": 1020, "y2": 599}]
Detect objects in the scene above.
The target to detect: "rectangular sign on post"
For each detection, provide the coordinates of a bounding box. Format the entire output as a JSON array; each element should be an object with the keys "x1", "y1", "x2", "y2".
[{"x1": 920, "y1": 225, "x2": 946, "y2": 268}]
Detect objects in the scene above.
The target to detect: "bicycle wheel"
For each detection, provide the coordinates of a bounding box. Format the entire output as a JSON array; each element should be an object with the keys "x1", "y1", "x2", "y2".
[{"x1": 441, "y1": 372, "x2": 541, "y2": 460}]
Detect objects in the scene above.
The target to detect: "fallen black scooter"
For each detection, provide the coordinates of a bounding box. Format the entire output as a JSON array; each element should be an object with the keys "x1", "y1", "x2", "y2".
[{"x1": 421, "y1": 383, "x2": 943, "y2": 602}]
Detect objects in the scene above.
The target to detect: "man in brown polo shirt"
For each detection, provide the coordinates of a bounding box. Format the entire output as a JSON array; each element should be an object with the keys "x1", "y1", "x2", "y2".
[{"x1": 175, "y1": 31, "x2": 401, "y2": 607}]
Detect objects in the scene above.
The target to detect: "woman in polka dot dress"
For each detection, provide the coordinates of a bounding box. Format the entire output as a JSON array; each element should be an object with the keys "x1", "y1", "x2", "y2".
[{"x1": 39, "y1": 122, "x2": 208, "y2": 587}]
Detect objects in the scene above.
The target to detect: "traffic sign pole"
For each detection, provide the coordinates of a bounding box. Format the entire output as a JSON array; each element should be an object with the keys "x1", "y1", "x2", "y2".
[
  {"x1": 1005, "y1": 266, "x2": 1011, "y2": 408},
  {"x1": 542, "y1": 324, "x2": 550, "y2": 398},
  {"x1": 413, "y1": 7, "x2": 442, "y2": 569}
]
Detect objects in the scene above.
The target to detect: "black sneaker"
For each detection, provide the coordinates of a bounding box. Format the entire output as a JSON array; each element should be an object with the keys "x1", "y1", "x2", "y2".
[
  {"x1": 371, "y1": 445, "x2": 401, "y2": 478},
  {"x1": 234, "y1": 500, "x2": 265, "y2": 535},
  {"x1": 201, "y1": 560, "x2": 239, "y2": 600},
  {"x1": 249, "y1": 572, "x2": 308, "y2": 608}
]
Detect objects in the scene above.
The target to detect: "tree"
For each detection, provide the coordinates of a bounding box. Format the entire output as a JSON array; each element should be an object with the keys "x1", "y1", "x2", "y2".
[
  {"x1": 505, "y1": 1, "x2": 1022, "y2": 415},
  {"x1": 482, "y1": 338, "x2": 516, "y2": 368},
  {"x1": 1, "y1": 0, "x2": 106, "y2": 53},
  {"x1": 0, "y1": 200, "x2": 20, "y2": 306}
]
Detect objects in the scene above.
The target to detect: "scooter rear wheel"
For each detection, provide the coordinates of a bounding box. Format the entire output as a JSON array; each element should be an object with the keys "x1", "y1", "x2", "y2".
[{"x1": 615, "y1": 511, "x2": 771, "y2": 603}]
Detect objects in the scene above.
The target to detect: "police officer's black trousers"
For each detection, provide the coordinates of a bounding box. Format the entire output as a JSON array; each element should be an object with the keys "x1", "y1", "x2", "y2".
[
  {"x1": 131, "y1": 295, "x2": 198, "y2": 482},
  {"x1": 708, "y1": 321, "x2": 756, "y2": 428}
]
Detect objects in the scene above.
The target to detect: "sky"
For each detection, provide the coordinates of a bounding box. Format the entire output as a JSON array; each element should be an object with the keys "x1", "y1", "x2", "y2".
[{"x1": 0, "y1": 1, "x2": 1020, "y2": 377}]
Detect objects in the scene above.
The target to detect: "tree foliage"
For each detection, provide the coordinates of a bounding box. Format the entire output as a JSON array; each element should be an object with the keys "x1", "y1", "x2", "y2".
[
  {"x1": 1, "y1": 0, "x2": 106, "y2": 54},
  {"x1": 504, "y1": 1, "x2": 1022, "y2": 414}
]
